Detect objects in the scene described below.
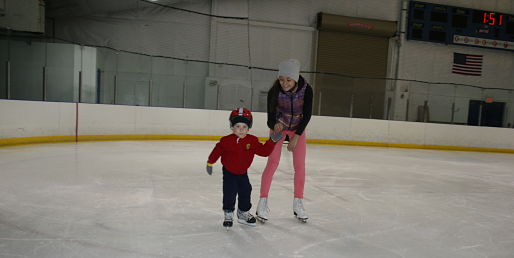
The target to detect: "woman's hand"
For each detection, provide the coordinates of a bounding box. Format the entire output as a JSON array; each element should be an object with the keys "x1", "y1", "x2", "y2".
[
  {"x1": 287, "y1": 134, "x2": 299, "y2": 152},
  {"x1": 273, "y1": 123, "x2": 284, "y2": 134}
]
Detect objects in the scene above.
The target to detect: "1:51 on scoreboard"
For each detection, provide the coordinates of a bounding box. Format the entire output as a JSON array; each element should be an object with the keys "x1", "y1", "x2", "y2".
[{"x1": 476, "y1": 11, "x2": 504, "y2": 26}]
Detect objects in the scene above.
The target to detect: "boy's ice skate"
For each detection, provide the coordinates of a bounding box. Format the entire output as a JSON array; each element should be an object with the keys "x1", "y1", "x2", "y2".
[
  {"x1": 223, "y1": 210, "x2": 233, "y2": 228},
  {"x1": 293, "y1": 198, "x2": 308, "y2": 223},
  {"x1": 256, "y1": 197, "x2": 269, "y2": 222},
  {"x1": 237, "y1": 209, "x2": 257, "y2": 227}
]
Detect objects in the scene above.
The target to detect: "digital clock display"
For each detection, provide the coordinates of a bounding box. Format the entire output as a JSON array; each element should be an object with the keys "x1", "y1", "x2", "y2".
[
  {"x1": 407, "y1": 1, "x2": 514, "y2": 51},
  {"x1": 475, "y1": 11, "x2": 504, "y2": 26}
]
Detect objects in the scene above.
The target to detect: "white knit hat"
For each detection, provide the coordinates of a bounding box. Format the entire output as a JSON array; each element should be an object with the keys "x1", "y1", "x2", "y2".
[{"x1": 278, "y1": 59, "x2": 300, "y2": 82}]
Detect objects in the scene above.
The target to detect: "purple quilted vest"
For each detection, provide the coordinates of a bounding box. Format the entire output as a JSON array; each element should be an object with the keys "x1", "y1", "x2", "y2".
[{"x1": 276, "y1": 81, "x2": 307, "y2": 130}]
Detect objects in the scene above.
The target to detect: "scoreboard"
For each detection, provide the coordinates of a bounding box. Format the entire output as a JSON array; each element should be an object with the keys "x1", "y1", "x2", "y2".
[{"x1": 407, "y1": 1, "x2": 514, "y2": 51}]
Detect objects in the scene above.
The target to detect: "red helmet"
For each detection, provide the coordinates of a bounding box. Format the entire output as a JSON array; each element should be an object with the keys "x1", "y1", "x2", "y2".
[{"x1": 229, "y1": 107, "x2": 253, "y2": 128}]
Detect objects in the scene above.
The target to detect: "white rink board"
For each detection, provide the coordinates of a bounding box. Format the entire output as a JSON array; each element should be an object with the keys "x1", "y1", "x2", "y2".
[
  {"x1": 388, "y1": 120, "x2": 426, "y2": 145},
  {"x1": 0, "y1": 100, "x2": 76, "y2": 138},
  {"x1": 1, "y1": 99, "x2": 514, "y2": 150}
]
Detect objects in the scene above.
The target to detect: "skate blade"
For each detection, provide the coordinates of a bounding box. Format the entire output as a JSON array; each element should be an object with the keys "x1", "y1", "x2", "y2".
[
  {"x1": 237, "y1": 219, "x2": 257, "y2": 227},
  {"x1": 223, "y1": 221, "x2": 233, "y2": 228},
  {"x1": 256, "y1": 216, "x2": 267, "y2": 223},
  {"x1": 294, "y1": 212, "x2": 308, "y2": 223}
]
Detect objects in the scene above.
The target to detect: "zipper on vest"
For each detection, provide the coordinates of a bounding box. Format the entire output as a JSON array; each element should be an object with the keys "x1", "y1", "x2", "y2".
[{"x1": 289, "y1": 94, "x2": 293, "y2": 129}]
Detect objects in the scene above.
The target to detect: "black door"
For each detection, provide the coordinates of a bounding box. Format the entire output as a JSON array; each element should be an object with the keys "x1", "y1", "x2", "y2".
[
  {"x1": 467, "y1": 100, "x2": 481, "y2": 126},
  {"x1": 482, "y1": 102, "x2": 505, "y2": 127},
  {"x1": 467, "y1": 100, "x2": 505, "y2": 127}
]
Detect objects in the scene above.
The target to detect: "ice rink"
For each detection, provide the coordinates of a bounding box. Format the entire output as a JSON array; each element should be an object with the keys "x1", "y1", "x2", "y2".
[{"x1": 1, "y1": 140, "x2": 514, "y2": 258}]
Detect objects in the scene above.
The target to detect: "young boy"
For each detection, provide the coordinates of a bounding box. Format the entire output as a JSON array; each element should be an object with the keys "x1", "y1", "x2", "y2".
[{"x1": 206, "y1": 107, "x2": 281, "y2": 228}]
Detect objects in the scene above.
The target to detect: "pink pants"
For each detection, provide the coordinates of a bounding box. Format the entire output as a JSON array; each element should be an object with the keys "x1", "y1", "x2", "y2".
[{"x1": 260, "y1": 130, "x2": 306, "y2": 198}]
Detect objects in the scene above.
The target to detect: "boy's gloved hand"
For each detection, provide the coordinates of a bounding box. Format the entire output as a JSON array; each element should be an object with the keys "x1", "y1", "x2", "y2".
[
  {"x1": 270, "y1": 131, "x2": 283, "y2": 142},
  {"x1": 206, "y1": 163, "x2": 213, "y2": 175}
]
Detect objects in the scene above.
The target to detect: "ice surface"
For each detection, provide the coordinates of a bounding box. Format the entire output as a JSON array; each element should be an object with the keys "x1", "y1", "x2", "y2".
[{"x1": 1, "y1": 141, "x2": 513, "y2": 258}]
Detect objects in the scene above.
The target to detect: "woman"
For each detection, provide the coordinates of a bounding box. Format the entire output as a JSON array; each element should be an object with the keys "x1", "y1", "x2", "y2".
[{"x1": 257, "y1": 59, "x2": 313, "y2": 222}]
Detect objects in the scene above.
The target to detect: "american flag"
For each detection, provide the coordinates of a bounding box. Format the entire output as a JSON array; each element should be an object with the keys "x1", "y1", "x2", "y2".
[{"x1": 452, "y1": 53, "x2": 483, "y2": 76}]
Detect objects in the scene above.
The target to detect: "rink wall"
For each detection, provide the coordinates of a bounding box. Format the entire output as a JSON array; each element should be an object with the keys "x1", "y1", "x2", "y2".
[{"x1": 1, "y1": 99, "x2": 514, "y2": 153}]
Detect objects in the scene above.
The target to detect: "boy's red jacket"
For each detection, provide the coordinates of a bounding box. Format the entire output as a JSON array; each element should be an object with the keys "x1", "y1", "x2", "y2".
[{"x1": 207, "y1": 134, "x2": 276, "y2": 175}]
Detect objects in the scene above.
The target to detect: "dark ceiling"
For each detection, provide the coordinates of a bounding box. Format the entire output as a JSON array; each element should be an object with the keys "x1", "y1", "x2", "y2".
[{"x1": 44, "y1": 0, "x2": 184, "y2": 18}]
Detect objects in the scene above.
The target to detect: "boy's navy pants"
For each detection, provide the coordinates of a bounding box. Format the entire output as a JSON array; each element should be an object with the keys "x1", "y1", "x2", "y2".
[{"x1": 222, "y1": 167, "x2": 252, "y2": 212}]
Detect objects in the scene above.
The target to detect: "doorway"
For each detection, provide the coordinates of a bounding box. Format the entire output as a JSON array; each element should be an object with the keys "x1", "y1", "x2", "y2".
[
  {"x1": 315, "y1": 13, "x2": 396, "y2": 119},
  {"x1": 467, "y1": 100, "x2": 505, "y2": 127}
]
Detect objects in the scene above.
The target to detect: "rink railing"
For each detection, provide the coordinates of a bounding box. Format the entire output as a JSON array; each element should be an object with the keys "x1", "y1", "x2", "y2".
[{"x1": 1, "y1": 100, "x2": 514, "y2": 153}]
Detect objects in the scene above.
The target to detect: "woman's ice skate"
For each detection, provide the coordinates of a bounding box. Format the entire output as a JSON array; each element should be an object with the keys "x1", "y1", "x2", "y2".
[
  {"x1": 256, "y1": 197, "x2": 269, "y2": 223},
  {"x1": 293, "y1": 198, "x2": 308, "y2": 223}
]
